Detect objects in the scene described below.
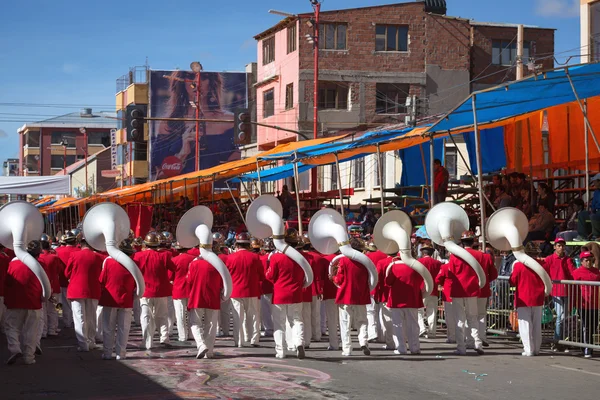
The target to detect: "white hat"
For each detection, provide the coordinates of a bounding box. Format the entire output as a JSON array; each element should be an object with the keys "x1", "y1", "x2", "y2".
[{"x1": 592, "y1": 173, "x2": 600, "y2": 182}]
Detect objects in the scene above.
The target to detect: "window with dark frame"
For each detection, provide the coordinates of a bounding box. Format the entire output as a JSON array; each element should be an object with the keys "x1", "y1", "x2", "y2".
[
  {"x1": 318, "y1": 82, "x2": 349, "y2": 110},
  {"x1": 287, "y1": 25, "x2": 297, "y2": 54},
  {"x1": 50, "y1": 155, "x2": 76, "y2": 169},
  {"x1": 262, "y1": 36, "x2": 275, "y2": 65},
  {"x1": 88, "y1": 131, "x2": 111, "y2": 146},
  {"x1": 331, "y1": 164, "x2": 338, "y2": 190},
  {"x1": 376, "y1": 83, "x2": 409, "y2": 114},
  {"x1": 319, "y1": 23, "x2": 347, "y2": 50},
  {"x1": 445, "y1": 146, "x2": 458, "y2": 180},
  {"x1": 354, "y1": 157, "x2": 365, "y2": 188},
  {"x1": 375, "y1": 25, "x2": 408, "y2": 52},
  {"x1": 285, "y1": 83, "x2": 294, "y2": 110},
  {"x1": 491, "y1": 40, "x2": 531, "y2": 66},
  {"x1": 263, "y1": 89, "x2": 275, "y2": 118},
  {"x1": 374, "y1": 153, "x2": 386, "y2": 187},
  {"x1": 51, "y1": 131, "x2": 75, "y2": 147},
  {"x1": 26, "y1": 131, "x2": 40, "y2": 147}
]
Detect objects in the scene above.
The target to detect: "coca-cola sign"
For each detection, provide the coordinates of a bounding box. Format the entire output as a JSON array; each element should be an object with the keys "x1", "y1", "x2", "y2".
[{"x1": 161, "y1": 156, "x2": 183, "y2": 178}]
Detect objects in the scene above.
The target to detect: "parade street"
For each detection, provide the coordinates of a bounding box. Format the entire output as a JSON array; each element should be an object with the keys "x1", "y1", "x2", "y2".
[{"x1": 1, "y1": 325, "x2": 598, "y2": 400}]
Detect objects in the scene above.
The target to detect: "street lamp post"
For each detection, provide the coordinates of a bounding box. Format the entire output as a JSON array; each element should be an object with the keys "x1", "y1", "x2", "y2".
[
  {"x1": 79, "y1": 127, "x2": 88, "y2": 194},
  {"x1": 60, "y1": 139, "x2": 68, "y2": 174},
  {"x1": 191, "y1": 61, "x2": 203, "y2": 172}
]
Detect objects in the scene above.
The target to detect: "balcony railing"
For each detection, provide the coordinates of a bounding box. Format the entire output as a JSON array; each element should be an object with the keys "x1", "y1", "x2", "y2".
[{"x1": 116, "y1": 66, "x2": 149, "y2": 93}]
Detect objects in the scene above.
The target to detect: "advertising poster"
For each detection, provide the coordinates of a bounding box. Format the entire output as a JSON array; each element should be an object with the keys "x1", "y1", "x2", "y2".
[{"x1": 148, "y1": 70, "x2": 248, "y2": 181}]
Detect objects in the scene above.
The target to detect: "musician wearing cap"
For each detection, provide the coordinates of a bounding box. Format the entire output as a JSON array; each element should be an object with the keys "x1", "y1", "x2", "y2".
[
  {"x1": 225, "y1": 232, "x2": 264, "y2": 348},
  {"x1": 99, "y1": 239, "x2": 137, "y2": 360},
  {"x1": 158, "y1": 232, "x2": 177, "y2": 340},
  {"x1": 212, "y1": 232, "x2": 232, "y2": 338},
  {"x1": 321, "y1": 251, "x2": 341, "y2": 350},
  {"x1": 331, "y1": 238, "x2": 372, "y2": 356},
  {"x1": 171, "y1": 241, "x2": 195, "y2": 342},
  {"x1": 55, "y1": 231, "x2": 81, "y2": 329},
  {"x1": 364, "y1": 240, "x2": 387, "y2": 343},
  {"x1": 38, "y1": 234, "x2": 63, "y2": 338},
  {"x1": 298, "y1": 231, "x2": 326, "y2": 347},
  {"x1": 417, "y1": 243, "x2": 442, "y2": 339},
  {"x1": 542, "y1": 237, "x2": 575, "y2": 352},
  {"x1": 65, "y1": 235, "x2": 104, "y2": 352},
  {"x1": 259, "y1": 238, "x2": 275, "y2": 337},
  {"x1": 4, "y1": 240, "x2": 44, "y2": 365},
  {"x1": 572, "y1": 251, "x2": 600, "y2": 358},
  {"x1": 133, "y1": 231, "x2": 177, "y2": 350}
]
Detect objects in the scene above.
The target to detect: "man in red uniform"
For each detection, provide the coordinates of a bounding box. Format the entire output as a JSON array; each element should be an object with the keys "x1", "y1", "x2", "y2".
[
  {"x1": 385, "y1": 257, "x2": 424, "y2": 354},
  {"x1": 171, "y1": 242, "x2": 195, "y2": 342},
  {"x1": 100, "y1": 239, "x2": 137, "y2": 360},
  {"x1": 375, "y1": 254, "x2": 396, "y2": 350},
  {"x1": 299, "y1": 233, "x2": 326, "y2": 347},
  {"x1": 542, "y1": 237, "x2": 575, "y2": 351},
  {"x1": 573, "y1": 251, "x2": 600, "y2": 358},
  {"x1": 332, "y1": 239, "x2": 372, "y2": 356},
  {"x1": 266, "y1": 232, "x2": 306, "y2": 359},
  {"x1": 433, "y1": 159, "x2": 449, "y2": 204},
  {"x1": 321, "y1": 253, "x2": 340, "y2": 350},
  {"x1": 417, "y1": 245, "x2": 442, "y2": 339},
  {"x1": 435, "y1": 262, "x2": 456, "y2": 344},
  {"x1": 213, "y1": 234, "x2": 232, "y2": 338},
  {"x1": 187, "y1": 246, "x2": 224, "y2": 359},
  {"x1": 225, "y1": 232, "x2": 264, "y2": 348},
  {"x1": 476, "y1": 241, "x2": 498, "y2": 347},
  {"x1": 65, "y1": 237, "x2": 104, "y2": 352},
  {"x1": 38, "y1": 234, "x2": 63, "y2": 338},
  {"x1": 510, "y1": 255, "x2": 547, "y2": 356},
  {"x1": 259, "y1": 238, "x2": 275, "y2": 337},
  {"x1": 4, "y1": 241, "x2": 44, "y2": 365},
  {"x1": 55, "y1": 231, "x2": 80, "y2": 329},
  {"x1": 365, "y1": 241, "x2": 387, "y2": 343},
  {"x1": 158, "y1": 233, "x2": 176, "y2": 340}
]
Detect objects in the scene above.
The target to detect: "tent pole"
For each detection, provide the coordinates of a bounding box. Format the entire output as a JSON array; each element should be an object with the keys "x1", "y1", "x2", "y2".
[
  {"x1": 240, "y1": 179, "x2": 253, "y2": 203},
  {"x1": 293, "y1": 152, "x2": 303, "y2": 235},
  {"x1": 429, "y1": 136, "x2": 435, "y2": 207},
  {"x1": 527, "y1": 119, "x2": 535, "y2": 210},
  {"x1": 565, "y1": 69, "x2": 600, "y2": 153},
  {"x1": 211, "y1": 174, "x2": 216, "y2": 211},
  {"x1": 585, "y1": 99, "x2": 591, "y2": 207},
  {"x1": 196, "y1": 177, "x2": 200, "y2": 206},
  {"x1": 472, "y1": 95, "x2": 487, "y2": 248},
  {"x1": 334, "y1": 153, "x2": 345, "y2": 219},
  {"x1": 226, "y1": 180, "x2": 246, "y2": 225},
  {"x1": 376, "y1": 144, "x2": 384, "y2": 215},
  {"x1": 256, "y1": 159, "x2": 262, "y2": 195}
]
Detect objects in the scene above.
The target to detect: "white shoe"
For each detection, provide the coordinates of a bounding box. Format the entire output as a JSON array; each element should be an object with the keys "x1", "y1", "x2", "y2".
[
  {"x1": 394, "y1": 350, "x2": 407, "y2": 355},
  {"x1": 275, "y1": 354, "x2": 285, "y2": 359},
  {"x1": 341, "y1": 352, "x2": 352, "y2": 357},
  {"x1": 521, "y1": 352, "x2": 533, "y2": 357},
  {"x1": 116, "y1": 355, "x2": 125, "y2": 361},
  {"x1": 585, "y1": 354, "x2": 593, "y2": 359}
]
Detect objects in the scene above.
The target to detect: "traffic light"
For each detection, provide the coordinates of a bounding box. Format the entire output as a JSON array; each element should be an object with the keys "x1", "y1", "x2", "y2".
[
  {"x1": 234, "y1": 108, "x2": 252, "y2": 145},
  {"x1": 126, "y1": 104, "x2": 147, "y2": 142}
]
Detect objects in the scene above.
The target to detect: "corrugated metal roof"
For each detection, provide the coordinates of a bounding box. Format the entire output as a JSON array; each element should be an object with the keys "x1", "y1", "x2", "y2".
[
  {"x1": 18, "y1": 110, "x2": 117, "y2": 132},
  {"x1": 469, "y1": 21, "x2": 550, "y2": 30}
]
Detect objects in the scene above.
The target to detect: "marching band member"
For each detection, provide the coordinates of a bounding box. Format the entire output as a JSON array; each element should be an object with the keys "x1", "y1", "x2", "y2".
[
  {"x1": 38, "y1": 234, "x2": 63, "y2": 338},
  {"x1": 435, "y1": 262, "x2": 456, "y2": 344},
  {"x1": 475, "y1": 240, "x2": 498, "y2": 347},
  {"x1": 100, "y1": 239, "x2": 137, "y2": 360},
  {"x1": 375, "y1": 254, "x2": 396, "y2": 350},
  {"x1": 417, "y1": 244, "x2": 441, "y2": 339},
  {"x1": 385, "y1": 255, "x2": 424, "y2": 354},
  {"x1": 213, "y1": 233, "x2": 231, "y2": 338},
  {"x1": 158, "y1": 232, "x2": 176, "y2": 339},
  {"x1": 331, "y1": 238, "x2": 371, "y2": 356},
  {"x1": 298, "y1": 232, "x2": 325, "y2": 347},
  {"x1": 4, "y1": 241, "x2": 44, "y2": 365},
  {"x1": 225, "y1": 232, "x2": 264, "y2": 347},
  {"x1": 55, "y1": 231, "x2": 80, "y2": 329},
  {"x1": 65, "y1": 236, "x2": 104, "y2": 352},
  {"x1": 266, "y1": 230, "x2": 306, "y2": 359},
  {"x1": 259, "y1": 238, "x2": 275, "y2": 337},
  {"x1": 171, "y1": 242, "x2": 195, "y2": 342},
  {"x1": 365, "y1": 240, "x2": 387, "y2": 343},
  {"x1": 133, "y1": 231, "x2": 176, "y2": 350},
  {"x1": 322, "y1": 253, "x2": 340, "y2": 350}
]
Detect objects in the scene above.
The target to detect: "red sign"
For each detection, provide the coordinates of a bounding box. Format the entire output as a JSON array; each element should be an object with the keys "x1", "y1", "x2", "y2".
[
  {"x1": 161, "y1": 156, "x2": 183, "y2": 178},
  {"x1": 101, "y1": 169, "x2": 121, "y2": 178}
]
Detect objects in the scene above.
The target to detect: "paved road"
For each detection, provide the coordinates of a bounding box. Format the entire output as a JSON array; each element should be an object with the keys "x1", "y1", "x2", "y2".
[{"x1": 1, "y1": 323, "x2": 599, "y2": 400}]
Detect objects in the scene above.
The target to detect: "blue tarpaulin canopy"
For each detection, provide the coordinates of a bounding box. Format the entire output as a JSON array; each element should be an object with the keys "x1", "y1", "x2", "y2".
[
  {"x1": 232, "y1": 162, "x2": 312, "y2": 182},
  {"x1": 36, "y1": 199, "x2": 57, "y2": 208}
]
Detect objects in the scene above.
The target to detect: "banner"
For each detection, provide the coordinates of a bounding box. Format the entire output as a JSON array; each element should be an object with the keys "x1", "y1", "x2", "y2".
[
  {"x1": 0, "y1": 175, "x2": 71, "y2": 195},
  {"x1": 127, "y1": 204, "x2": 153, "y2": 237},
  {"x1": 148, "y1": 70, "x2": 249, "y2": 181}
]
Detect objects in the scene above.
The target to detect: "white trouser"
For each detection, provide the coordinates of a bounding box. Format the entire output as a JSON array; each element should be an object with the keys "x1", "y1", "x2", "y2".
[
  {"x1": 173, "y1": 298, "x2": 189, "y2": 341},
  {"x1": 273, "y1": 303, "x2": 304, "y2": 358},
  {"x1": 322, "y1": 299, "x2": 339, "y2": 348},
  {"x1": 517, "y1": 306, "x2": 542, "y2": 355},
  {"x1": 60, "y1": 287, "x2": 73, "y2": 328},
  {"x1": 453, "y1": 297, "x2": 481, "y2": 352},
  {"x1": 71, "y1": 299, "x2": 99, "y2": 351},
  {"x1": 380, "y1": 305, "x2": 394, "y2": 348},
  {"x1": 218, "y1": 299, "x2": 231, "y2": 336},
  {"x1": 167, "y1": 296, "x2": 175, "y2": 335},
  {"x1": 47, "y1": 294, "x2": 59, "y2": 335},
  {"x1": 477, "y1": 297, "x2": 488, "y2": 342},
  {"x1": 133, "y1": 296, "x2": 141, "y2": 325},
  {"x1": 310, "y1": 296, "x2": 321, "y2": 341},
  {"x1": 39, "y1": 301, "x2": 48, "y2": 341},
  {"x1": 96, "y1": 305, "x2": 104, "y2": 342},
  {"x1": 260, "y1": 294, "x2": 273, "y2": 335},
  {"x1": 418, "y1": 295, "x2": 438, "y2": 338},
  {"x1": 391, "y1": 308, "x2": 420, "y2": 353},
  {"x1": 339, "y1": 304, "x2": 368, "y2": 355},
  {"x1": 140, "y1": 297, "x2": 169, "y2": 350},
  {"x1": 102, "y1": 307, "x2": 132, "y2": 358},
  {"x1": 444, "y1": 301, "x2": 456, "y2": 341},
  {"x1": 366, "y1": 296, "x2": 380, "y2": 341},
  {"x1": 231, "y1": 297, "x2": 259, "y2": 346},
  {"x1": 5, "y1": 308, "x2": 41, "y2": 363},
  {"x1": 190, "y1": 308, "x2": 219, "y2": 357},
  {"x1": 302, "y1": 302, "x2": 312, "y2": 346}
]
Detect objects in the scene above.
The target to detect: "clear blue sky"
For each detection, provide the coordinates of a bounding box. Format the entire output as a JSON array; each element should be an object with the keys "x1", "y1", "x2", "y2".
[{"x1": 0, "y1": 0, "x2": 581, "y2": 171}]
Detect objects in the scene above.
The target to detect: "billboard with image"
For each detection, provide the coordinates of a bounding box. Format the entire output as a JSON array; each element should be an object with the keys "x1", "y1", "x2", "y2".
[{"x1": 148, "y1": 70, "x2": 248, "y2": 181}]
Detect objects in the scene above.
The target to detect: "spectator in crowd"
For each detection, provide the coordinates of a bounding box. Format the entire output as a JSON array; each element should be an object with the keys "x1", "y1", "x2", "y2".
[
  {"x1": 493, "y1": 186, "x2": 512, "y2": 209},
  {"x1": 277, "y1": 185, "x2": 294, "y2": 220},
  {"x1": 536, "y1": 183, "x2": 556, "y2": 215},
  {"x1": 525, "y1": 204, "x2": 556, "y2": 243},
  {"x1": 577, "y1": 174, "x2": 600, "y2": 240},
  {"x1": 519, "y1": 188, "x2": 533, "y2": 218},
  {"x1": 556, "y1": 199, "x2": 585, "y2": 242},
  {"x1": 433, "y1": 159, "x2": 449, "y2": 204}
]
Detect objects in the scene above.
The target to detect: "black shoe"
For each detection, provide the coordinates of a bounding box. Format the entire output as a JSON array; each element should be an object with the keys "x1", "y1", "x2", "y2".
[
  {"x1": 251, "y1": 344, "x2": 260, "y2": 348},
  {"x1": 482, "y1": 341, "x2": 489, "y2": 348},
  {"x1": 475, "y1": 348, "x2": 484, "y2": 355},
  {"x1": 297, "y1": 346, "x2": 305, "y2": 359},
  {"x1": 361, "y1": 345, "x2": 371, "y2": 356},
  {"x1": 6, "y1": 353, "x2": 21, "y2": 365},
  {"x1": 35, "y1": 346, "x2": 43, "y2": 356}
]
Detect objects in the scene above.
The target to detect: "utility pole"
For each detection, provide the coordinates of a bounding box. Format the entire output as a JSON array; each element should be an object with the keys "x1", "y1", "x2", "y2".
[
  {"x1": 311, "y1": 0, "x2": 321, "y2": 197},
  {"x1": 517, "y1": 24, "x2": 524, "y2": 80},
  {"x1": 191, "y1": 62, "x2": 203, "y2": 172},
  {"x1": 79, "y1": 127, "x2": 88, "y2": 195},
  {"x1": 514, "y1": 24, "x2": 525, "y2": 172}
]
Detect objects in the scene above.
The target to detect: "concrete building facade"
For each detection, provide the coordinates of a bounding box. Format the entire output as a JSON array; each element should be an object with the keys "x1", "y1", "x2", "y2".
[{"x1": 581, "y1": 0, "x2": 600, "y2": 63}]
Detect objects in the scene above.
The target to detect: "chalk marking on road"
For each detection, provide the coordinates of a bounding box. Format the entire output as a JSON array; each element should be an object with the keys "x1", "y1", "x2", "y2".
[{"x1": 550, "y1": 365, "x2": 600, "y2": 377}]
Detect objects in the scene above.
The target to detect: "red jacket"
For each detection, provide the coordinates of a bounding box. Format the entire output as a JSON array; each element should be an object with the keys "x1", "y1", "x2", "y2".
[
  {"x1": 266, "y1": 252, "x2": 304, "y2": 304},
  {"x1": 478, "y1": 252, "x2": 498, "y2": 298},
  {"x1": 367, "y1": 251, "x2": 388, "y2": 297},
  {"x1": 385, "y1": 262, "x2": 424, "y2": 309},
  {"x1": 260, "y1": 254, "x2": 274, "y2": 295},
  {"x1": 301, "y1": 251, "x2": 324, "y2": 302},
  {"x1": 187, "y1": 247, "x2": 200, "y2": 258},
  {"x1": 99, "y1": 257, "x2": 136, "y2": 308},
  {"x1": 510, "y1": 261, "x2": 546, "y2": 308},
  {"x1": 133, "y1": 249, "x2": 175, "y2": 298},
  {"x1": 375, "y1": 256, "x2": 395, "y2": 304},
  {"x1": 170, "y1": 253, "x2": 195, "y2": 299},
  {"x1": 322, "y1": 254, "x2": 339, "y2": 300},
  {"x1": 4, "y1": 259, "x2": 43, "y2": 309},
  {"x1": 446, "y1": 249, "x2": 481, "y2": 298},
  {"x1": 418, "y1": 256, "x2": 442, "y2": 297},
  {"x1": 543, "y1": 253, "x2": 575, "y2": 297},
  {"x1": 65, "y1": 248, "x2": 103, "y2": 300},
  {"x1": 333, "y1": 257, "x2": 370, "y2": 305},
  {"x1": 226, "y1": 249, "x2": 264, "y2": 298},
  {"x1": 55, "y1": 245, "x2": 81, "y2": 287},
  {"x1": 39, "y1": 250, "x2": 63, "y2": 294},
  {"x1": 0, "y1": 252, "x2": 10, "y2": 297},
  {"x1": 435, "y1": 263, "x2": 453, "y2": 302},
  {"x1": 572, "y1": 267, "x2": 600, "y2": 309},
  {"x1": 187, "y1": 258, "x2": 223, "y2": 310},
  {"x1": 4, "y1": 248, "x2": 15, "y2": 260}
]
